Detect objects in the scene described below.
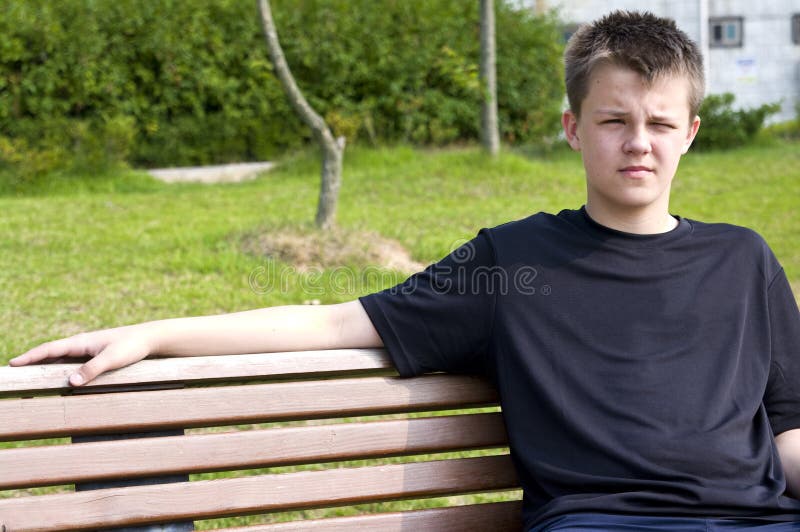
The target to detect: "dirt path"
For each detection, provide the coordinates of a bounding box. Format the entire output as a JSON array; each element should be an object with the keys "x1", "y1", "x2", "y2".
[{"x1": 147, "y1": 161, "x2": 275, "y2": 183}]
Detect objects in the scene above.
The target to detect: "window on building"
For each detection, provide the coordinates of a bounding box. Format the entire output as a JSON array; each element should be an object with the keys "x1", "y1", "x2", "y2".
[
  {"x1": 792, "y1": 14, "x2": 800, "y2": 44},
  {"x1": 709, "y1": 17, "x2": 744, "y2": 47}
]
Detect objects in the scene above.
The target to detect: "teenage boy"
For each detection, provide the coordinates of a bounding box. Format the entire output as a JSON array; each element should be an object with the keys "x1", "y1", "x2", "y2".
[{"x1": 10, "y1": 10, "x2": 800, "y2": 532}]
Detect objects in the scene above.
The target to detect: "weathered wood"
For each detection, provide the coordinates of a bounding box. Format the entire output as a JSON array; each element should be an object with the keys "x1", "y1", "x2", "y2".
[
  {"x1": 0, "y1": 349, "x2": 394, "y2": 396},
  {"x1": 0, "y1": 455, "x2": 518, "y2": 532},
  {"x1": 0, "y1": 413, "x2": 508, "y2": 489},
  {"x1": 216, "y1": 501, "x2": 523, "y2": 531},
  {"x1": 0, "y1": 374, "x2": 498, "y2": 440},
  {"x1": 1, "y1": 348, "x2": 521, "y2": 529}
]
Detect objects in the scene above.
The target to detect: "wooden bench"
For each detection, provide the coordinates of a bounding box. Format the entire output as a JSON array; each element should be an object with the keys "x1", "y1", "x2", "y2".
[{"x1": 0, "y1": 349, "x2": 521, "y2": 531}]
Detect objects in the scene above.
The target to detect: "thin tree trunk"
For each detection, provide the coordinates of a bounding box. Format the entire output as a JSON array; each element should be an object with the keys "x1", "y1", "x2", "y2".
[
  {"x1": 480, "y1": 0, "x2": 500, "y2": 156},
  {"x1": 257, "y1": 0, "x2": 344, "y2": 229}
]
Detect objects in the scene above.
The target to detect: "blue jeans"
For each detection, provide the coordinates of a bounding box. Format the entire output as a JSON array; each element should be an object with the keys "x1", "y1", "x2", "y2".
[{"x1": 531, "y1": 514, "x2": 800, "y2": 531}]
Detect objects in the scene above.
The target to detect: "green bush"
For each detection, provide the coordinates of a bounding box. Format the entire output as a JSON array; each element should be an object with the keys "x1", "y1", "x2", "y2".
[
  {"x1": 693, "y1": 93, "x2": 781, "y2": 151},
  {"x1": 0, "y1": 0, "x2": 564, "y2": 171},
  {"x1": 496, "y1": 7, "x2": 565, "y2": 144},
  {"x1": 0, "y1": 116, "x2": 138, "y2": 194},
  {"x1": 0, "y1": 135, "x2": 66, "y2": 192},
  {"x1": 763, "y1": 102, "x2": 800, "y2": 140},
  {"x1": 0, "y1": 0, "x2": 302, "y2": 169}
]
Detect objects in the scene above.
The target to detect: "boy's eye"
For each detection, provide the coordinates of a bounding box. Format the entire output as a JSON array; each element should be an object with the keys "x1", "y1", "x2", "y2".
[{"x1": 601, "y1": 119, "x2": 623, "y2": 124}]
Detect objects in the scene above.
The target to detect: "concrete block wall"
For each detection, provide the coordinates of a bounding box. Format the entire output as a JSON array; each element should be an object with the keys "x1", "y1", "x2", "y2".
[{"x1": 706, "y1": 0, "x2": 800, "y2": 121}]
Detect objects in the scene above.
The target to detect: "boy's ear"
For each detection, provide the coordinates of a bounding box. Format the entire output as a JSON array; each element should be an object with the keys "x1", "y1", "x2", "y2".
[
  {"x1": 562, "y1": 110, "x2": 581, "y2": 151},
  {"x1": 682, "y1": 115, "x2": 701, "y2": 154}
]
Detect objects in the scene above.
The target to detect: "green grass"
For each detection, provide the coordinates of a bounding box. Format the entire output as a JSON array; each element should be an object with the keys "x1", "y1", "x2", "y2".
[
  {"x1": 1, "y1": 140, "x2": 798, "y2": 357},
  {"x1": 1, "y1": 140, "x2": 798, "y2": 526}
]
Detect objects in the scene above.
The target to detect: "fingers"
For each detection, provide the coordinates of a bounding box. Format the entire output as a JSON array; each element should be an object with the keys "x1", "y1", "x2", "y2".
[
  {"x1": 69, "y1": 341, "x2": 149, "y2": 387},
  {"x1": 69, "y1": 351, "x2": 115, "y2": 386},
  {"x1": 9, "y1": 333, "x2": 102, "y2": 367},
  {"x1": 8, "y1": 326, "x2": 152, "y2": 387}
]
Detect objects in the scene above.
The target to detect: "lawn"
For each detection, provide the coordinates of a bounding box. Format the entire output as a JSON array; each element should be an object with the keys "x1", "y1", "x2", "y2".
[
  {"x1": 1, "y1": 140, "x2": 798, "y2": 359},
  {"x1": 1, "y1": 140, "x2": 798, "y2": 526}
]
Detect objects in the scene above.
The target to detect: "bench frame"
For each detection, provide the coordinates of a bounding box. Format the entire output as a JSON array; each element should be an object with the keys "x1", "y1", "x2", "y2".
[{"x1": 0, "y1": 349, "x2": 521, "y2": 531}]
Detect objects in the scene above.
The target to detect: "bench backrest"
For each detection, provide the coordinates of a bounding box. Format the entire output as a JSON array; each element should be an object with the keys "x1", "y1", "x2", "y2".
[{"x1": 0, "y1": 349, "x2": 521, "y2": 531}]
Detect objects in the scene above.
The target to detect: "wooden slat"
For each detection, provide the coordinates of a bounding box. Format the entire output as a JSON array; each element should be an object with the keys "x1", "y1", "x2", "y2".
[
  {"x1": 0, "y1": 455, "x2": 518, "y2": 532},
  {"x1": 0, "y1": 349, "x2": 394, "y2": 396},
  {"x1": 0, "y1": 413, "x2": 508, "y2": 489},
  {"x1": 0, "y1": 374, "x2": 498, "y2": 441},
  {"x1": 217, "y1": 500, "x2": 524, "y2": 531}
]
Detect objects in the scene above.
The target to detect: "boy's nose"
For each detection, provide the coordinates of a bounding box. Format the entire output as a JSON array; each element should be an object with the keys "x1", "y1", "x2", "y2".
[{"x1": 623, "y1": 126, "x2": 652, "y2": 155}]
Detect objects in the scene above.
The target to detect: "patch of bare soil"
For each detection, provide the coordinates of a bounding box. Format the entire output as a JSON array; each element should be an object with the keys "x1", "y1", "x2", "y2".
[{"x1": 241, "y1": 226, "x2": 425, "y2": 273}]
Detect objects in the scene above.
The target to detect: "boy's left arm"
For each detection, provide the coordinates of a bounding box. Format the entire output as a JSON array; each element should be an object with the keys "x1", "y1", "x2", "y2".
[
  {"x1": 776, "y1": 429, "x2": 800, "y2": 498},
  {"x1": 761, "y1": 264, "x2": 800, "y2": 499}
]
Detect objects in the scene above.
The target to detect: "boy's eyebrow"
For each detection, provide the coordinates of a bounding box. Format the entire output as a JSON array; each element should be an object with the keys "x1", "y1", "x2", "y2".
[
  {"x1": 593, "y1": 109, "x2": 678, "y2": 122},
  {"x1": 593, "y1": 109, "x2": 627, "y2": 116}
]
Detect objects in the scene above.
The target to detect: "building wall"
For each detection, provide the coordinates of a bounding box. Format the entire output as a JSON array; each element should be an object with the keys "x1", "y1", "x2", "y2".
[
  {"x1": 550, "y1": 0, "x2": 800, "y2": 122},
  {"x1": 706, "y1": 0, "x2": 800, "y2": 121}
]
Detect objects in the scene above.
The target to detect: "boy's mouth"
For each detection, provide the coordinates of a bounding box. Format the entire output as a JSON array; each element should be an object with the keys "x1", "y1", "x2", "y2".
[{"x1": 619, "y1": 166, "x2": 653, "y2": 178}]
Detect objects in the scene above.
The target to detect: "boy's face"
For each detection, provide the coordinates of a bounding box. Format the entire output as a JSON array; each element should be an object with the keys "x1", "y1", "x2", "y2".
[{"x1": 562, "y1": 64, "x2": 701, "y2": 220}]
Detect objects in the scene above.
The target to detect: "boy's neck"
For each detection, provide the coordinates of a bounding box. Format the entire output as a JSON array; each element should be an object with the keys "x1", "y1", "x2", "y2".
[{"x1": 584, "y1": 202, "x2": 678, "y2": 235}]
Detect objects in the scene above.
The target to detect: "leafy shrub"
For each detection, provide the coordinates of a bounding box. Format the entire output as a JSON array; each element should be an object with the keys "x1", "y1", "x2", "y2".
[
  {"x1": 763, "y1": 102, "x2": 800, "y2": 140},
  {"x1": 693, "y1": 93, "x2": 781, "y2": 151},
  {"x1": 0, "y1": 135, "x2": 66, "y2": 191},
  {"x1": 0, "y1": 0, "x2": 565, "y2": 172},
  {"x1": 0, "y1": 0, "x2": 301, "y2": 169},
  {"x1": 496, "y1": 6, "x2": 565, "y2": 144}
]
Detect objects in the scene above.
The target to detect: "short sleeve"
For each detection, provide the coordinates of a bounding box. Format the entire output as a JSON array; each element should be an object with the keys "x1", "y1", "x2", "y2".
[
  {"x1": 359, "y1": 230, "x2": 497, "y2": 377},
  {"x1": 764, "y1": 268, "x2": 800, "y2": 435}
]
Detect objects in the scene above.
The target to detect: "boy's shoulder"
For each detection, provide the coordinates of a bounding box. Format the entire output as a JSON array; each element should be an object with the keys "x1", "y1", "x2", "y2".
[
  {"x1": 477, "y1": 211, "x2": 572, "y2": 255},
  {"x1": 487, "y1": 209, "x2": 769, "y2": 248},
  {"x1": 482, "y1": 209, "x2": 576, "y2": 237},
  {"x1": 684, "y1": 216, "x2": 770, "y2": 249},
  {"x1": 481, "y1": 209, "x2": 776, "y2": 267},
  {"x1": 684, "y1": 217, "x2": 782, "y2": 277}
]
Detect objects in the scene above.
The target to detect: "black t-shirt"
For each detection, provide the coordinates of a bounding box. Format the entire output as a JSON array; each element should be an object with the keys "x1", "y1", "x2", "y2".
[{"x1": 359, "y1": 207, "x2": 800, "y2": 530}]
